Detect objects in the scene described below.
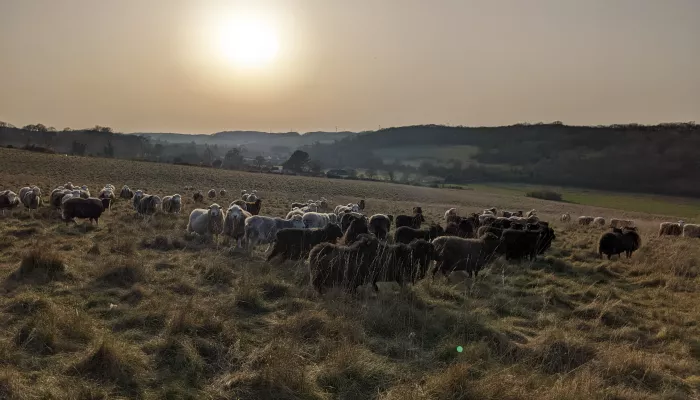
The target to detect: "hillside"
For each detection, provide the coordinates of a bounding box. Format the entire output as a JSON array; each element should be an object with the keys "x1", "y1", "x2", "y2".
[
  {"x1": 0, "y1": 148, "x2": 698, "y2": 399},
  {"x1": 305, "y1": 123, "x2": 700, "y2": 197}
]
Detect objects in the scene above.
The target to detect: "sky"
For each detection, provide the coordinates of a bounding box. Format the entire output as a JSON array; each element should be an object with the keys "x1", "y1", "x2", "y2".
[{"x1": 1, "y1": 0, "x2": 699, "y2": 134}]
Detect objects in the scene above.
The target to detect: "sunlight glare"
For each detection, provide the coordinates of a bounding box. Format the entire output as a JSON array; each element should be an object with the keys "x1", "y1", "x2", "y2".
[{"x1": 218, "y1": 17, "x2": 279, "y2": 68}]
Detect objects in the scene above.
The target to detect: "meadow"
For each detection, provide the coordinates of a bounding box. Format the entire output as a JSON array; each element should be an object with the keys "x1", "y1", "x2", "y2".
[{"x1": 0, "y1": 147, "x2": 699, "y2": 399}]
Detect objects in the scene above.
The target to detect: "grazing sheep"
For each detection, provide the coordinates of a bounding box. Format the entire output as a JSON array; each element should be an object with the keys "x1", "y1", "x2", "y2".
[
  {"x1": 208, "y1": 189, "x2": 216, "y2": 199},
  {"x1": 308, "y1": 234, "x2": 380, "y2": 293},
  {"x1": 342, "y1": 217, "x2": 370, "y2": 245},
  {"x1": 223, "y1": 204, "x2": 252, "y2": 248},
  {"x1": 291, "y1": 202, "x2": 308, "y2": 210},
  {"x1": 302, "y1": 212, "x2": 338, "y2": 229},
  {"x1": 161, "y1": 194, "x2": 182, "y2": 214},
  {"x1": 682, "y1": 224, "x2": 700, "y2": 238},
  {"x1": 132, "y1": 190, "x2": 144, "y2": 211},
  {"x1": 0, "y1": 190, "x2": 20, "y2": 216},
  {"x1": 247, "y1": 191, "x2": 258, "y2": 202},
  {"x1": 358, "y1": 199, "x2": 366, "y2": 211},
  {"x1": 492, "y1": 217, "x2": 513, "y2": 229},
  {"x1": 610, "y1": 218, "x2": 635, "y2": 229},
  {"x1": 370, "y1": 240, "x2": 435, "y2": 290},
  {"x1": 395, "y1": 213, "x2": 425, "y2": 229},
  {"x1": 119, "y1": 185, "x2": 134, "y2": 199},
  {"x1": 444, "y1": 218, "x2": 476, "y2": 238},
  {"x1": 340, "y1": 212, "x2": 366, "y2": 233},
  {"x1": 444, "y1": 208, "x2": 458, "y2": 222},
  {"x1": 578, "y1": 216, "x2": 594, "y2": 226},
  {"x1": 526, "y1": 209, "x2": 537, "y2": 218},
  {"x1": 268, "y1": 223, "x2": 344, "y2": 262},
  {"x1": 61, "y1": 197, "x2": 110, "y2": 225},
  {"x1": 599, "y1": 227, "x2": 642, "y2": 259},
  {"x1": 193, "y1": 191, "x2": 204, "y2": 203},
  {"x1": 395, "y1": 224, "x2": 444, "y2": 245},
  {"x1": 287, "y1": 208, "x2": 305, "y2": 220},
  {"x1": 593, "y1": 217, "x2": 606, "y2": 227},
  {"x1": 483, "y1": 207, "x2": 497, "y2": 215},
  {"x1": 19, "y1": 186, "x2": 42, "y2": 213},
  {"x1": 498, "y1": 227, "x2": 555, "y2": 261},
  {"x1": 244, "y1": 214, "x2": 305, "y2": 252},
  {"x1": 64, "y1": 182, "x2": 74, "y2": 190},
  {"x1": 136, "y1": 194, "x2": 161, "y2": 217},
  {"x1": 478, "y1": 213, "x2": 496, "y2": 226},
  {"x1": 50, "y1": 188, "x2": 71, "y2": 209},
  {"x1": 187, "y1": 204, "x2": 225, "y2": 242},
  {"x1": 561, "y1": 213, "x2": 571, "y2": 223},
  {"x1": 245, "y1": 198, "x2": 263, "y2": 215},
  {"x1": 659, "y1": 221, "x2": 684, "y2": 236},
  {"x1": 219, "y1": 189, "x2": 227, "y2": 197},
  {"x1": 368, "y1": 214, "x2": 393, "y2": 240},
  {"x1": 431, "y1": 233, "x2": 501, "y2": 278}
]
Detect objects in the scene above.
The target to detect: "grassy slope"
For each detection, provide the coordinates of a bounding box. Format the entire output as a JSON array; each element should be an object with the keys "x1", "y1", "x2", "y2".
[{"x1": 0, "y1": 147, "x2": 699, "y2": 399}]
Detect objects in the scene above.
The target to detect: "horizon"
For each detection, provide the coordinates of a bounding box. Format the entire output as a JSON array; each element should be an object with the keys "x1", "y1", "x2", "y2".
[{"x1": 1, "y1": 0, "x2": 699, "y2": 133}]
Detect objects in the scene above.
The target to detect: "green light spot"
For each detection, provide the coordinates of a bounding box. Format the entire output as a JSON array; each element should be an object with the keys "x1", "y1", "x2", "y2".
[{"x1": 456, "y1": 346, "x2": 463, "y2": 353}]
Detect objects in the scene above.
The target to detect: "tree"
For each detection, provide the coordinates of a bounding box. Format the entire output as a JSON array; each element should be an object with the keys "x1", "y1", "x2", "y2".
[
  {"x1": 212, "y1": 159, "x2": 223, "y2": 168},
  {"x1": 224, "y1": 147, "x2": 244, "y2": 169},
  {"x1": 71, "y1": 140, "x2": 87, "y2": 156},
  {"x1": 153, "y1": 143, "x2": 164, "y2": 157},
  {"x1": 92, "y1": 125, "x2": 113, "y2": 133},
  {"x1": 309, "y1": 160, "x2": 322, "y2": 175},
  {"x1": 365, "y1": 167, "x2": 377, "y2": 179},
  {"x1": 62, "y1": 127, "x2": 72, "y2": 132},
  {"x1": 0, "y1": 121, "x2": 16, "y2": 128},
  {"x1": 35, "y1": 124, "x2": 47, "y2": 132},
  {"x1": 283, "y1": 150, "x2": 310, "y2": 172},
  {"x1": 22, "y1": 124, "x2": 37, "y2": 131},
  {"x1": 203, "y1": 145, "x2": 214, "y2": 165},
  {"x1": 47, "y1": 126, "x2": 57, "y2": 132},
  {"x1": 104, "y1": 140, "x2": 115, "y2": 157},
  {"x1": 254, "y1": 155, "x2": 266, "y2": 170},
  {"x1": 387, "y1": 169, "x2": 395, "y2": 182}
]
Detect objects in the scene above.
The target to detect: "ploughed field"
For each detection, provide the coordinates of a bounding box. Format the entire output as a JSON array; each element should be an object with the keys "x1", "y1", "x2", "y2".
[{"x1": 0, "y1": 147, "x2": 699, "y2": 399}]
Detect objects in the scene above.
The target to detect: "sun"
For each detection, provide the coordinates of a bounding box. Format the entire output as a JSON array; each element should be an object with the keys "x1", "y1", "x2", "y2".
[{"x1": 218, "y1": 17, "x2": 280, "y2": 68}]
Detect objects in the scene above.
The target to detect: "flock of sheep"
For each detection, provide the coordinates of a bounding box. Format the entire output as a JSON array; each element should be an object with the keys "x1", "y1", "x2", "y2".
[
  {"x1": 2, "y1": 181, "x2": 695, "y2": 293},
  {"x1": 559, "y1": 211, "x2": 700, "y2": 238}
]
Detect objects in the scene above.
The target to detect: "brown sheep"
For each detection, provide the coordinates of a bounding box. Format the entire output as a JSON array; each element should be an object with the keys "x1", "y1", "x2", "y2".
[
  {"x1": 431, "y1": 233, "x2": 501, "y2": 278},
  {"x1": 245, "y1": 198, "x2": 263, "y2": 215},
  {"x1": 308, "y1": 234, "x2": 380, "y2": 293}
]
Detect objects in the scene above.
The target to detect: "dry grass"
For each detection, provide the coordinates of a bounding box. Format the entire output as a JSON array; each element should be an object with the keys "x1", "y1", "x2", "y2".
[{"x1": 0, "y1": 147, "x2": 698, "y2": 399}]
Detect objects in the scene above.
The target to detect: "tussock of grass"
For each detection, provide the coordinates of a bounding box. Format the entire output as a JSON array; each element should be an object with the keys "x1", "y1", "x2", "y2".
[
  {"x1": 96, "y1": 257, "x2": 146, "y2": 288},
  {"x1": 201, "y1": 261, "x2": 234, "y2": 286},
  {"x1": 14, "y1": 303, "x2": 94, "y2": 355},
  {"x1": 317, "y1": 345, "x2": 398, "y2": 399},
  {"x1": 9, "y1": 250, "x2": 67, "y2": 283},
  {"x1": 71, "y1": 339, "x2": 146, "y2": 395},
  {"x1": 528, "y1": 331, "x2": 596, "y2": 374}
]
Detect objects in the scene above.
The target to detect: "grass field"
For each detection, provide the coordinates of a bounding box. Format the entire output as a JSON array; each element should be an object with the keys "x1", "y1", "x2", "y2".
[
  {"x1": 1, "y1": 147, "x2": 699, "y2": 399},
  {"x1": 470, "y1": 183, "x2": 700, "y2": 221}
]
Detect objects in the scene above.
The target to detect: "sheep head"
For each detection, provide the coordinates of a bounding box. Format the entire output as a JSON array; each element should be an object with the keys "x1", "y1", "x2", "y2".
[{"x1": 208, "y1": 203, "x2": 222, "y2": 217}]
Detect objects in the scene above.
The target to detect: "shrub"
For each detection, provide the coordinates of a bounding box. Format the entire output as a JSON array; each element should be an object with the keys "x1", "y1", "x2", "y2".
[{"x1": 526, "y1": 190, "x2": 563, "y2": 201}]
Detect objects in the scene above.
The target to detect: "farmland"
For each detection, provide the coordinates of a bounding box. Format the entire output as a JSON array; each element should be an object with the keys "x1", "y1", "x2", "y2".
[{"x1": 0, "y1": 147, "x2": 699, "y2": 399}]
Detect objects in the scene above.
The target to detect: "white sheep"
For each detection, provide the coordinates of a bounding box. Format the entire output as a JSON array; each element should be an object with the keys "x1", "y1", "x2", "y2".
[
  {"x1": 302, "y1": 212, "x2": 337, "y2": 229},
  {"x1": 526, "y1": 209, "x2": 537, "y2": 218},
  {"x1": 560, "y1": 213, "x2": 571, "y2": 223},
  {"x1": 120, "y1": 185, "x2": 134, "y2": 199},
  {"x1": 162, "y1": 194, "x2": 182, "y2": 214},
  {"x1": 64, "y1": 182, "x2": 74, "y2": 190},
  {"x1": 610, "y1": 218, "x2": 635, "y2": 229},
  {"x1": 244, "y1": 214, "x2": 305, "y2": 252},
  {"x1": 0, "y1": 190, "x2": 20, "y2": 216},
  {"x1": 136, "y1": 194, "x2": 161, "y2": 217},
  {"x1": 682, "y1": 224, "x2": 700, "y2": 238},
  {"x1": 223, "y1": 204, "x2": 251, "y2": 248},
  {"x1": 444, "y1": 208, "x2": 458, "y2": 222},
  {"x1": 19, "y1": 186, "x2": 42, "y2": 214},
  {"x1": 578, "y1": 216, "x2": 594, "y2": 226},
  {"x1": 593, "y1": 217, "x2": 606, "y2": 227},
  {"x1": 187, "y1": 203, "x2": 225, "y2": 242},
  {"x1": 132, "y1": 190, "x2": 145, "y2": 211},
  {"x1": 286, "y1": 208, "x2": 305, "y2": 219}
]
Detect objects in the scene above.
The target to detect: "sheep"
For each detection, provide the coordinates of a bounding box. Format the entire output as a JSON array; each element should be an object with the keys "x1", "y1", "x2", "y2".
[
  {"x1": 247, "y1": 191, "x2": 258, "y2": 202},
  {"x1": 303, "y1": 212, "x2": 338, "y2": 229},
  {"x1": 395, "y1": 224, "x2": 444, "y2": 245},
  {"x1": 370, "y1": 240, "x2": 436, "y2": 290},
  {"x1": 117, "y1": 185, "x2": 132, "y2": 199},
  {"x1": 431, "y1": 233, "x2": 501, "y2": 278},
  {"x1": 64, "y1": 182, "x2": 74, "y2": 190},
  {"x1": 219, "y1": 189, "x2": 227, "y2": 197},
  {"x1": 444, "y1": 208, "x2": 458, "y2": 222},
  {"x1": 526, "y1": 209, "x2": 537, "y2": 218},
  {"x1": 561, "y1": 213, "x2": 571, "y2": 223},
  {"x1": 308, "y1": 233, "x2": 380, "y2": 293},
  {"x1": 61, "y1": 197, "x2": 110, "y2": 225},
  {"x1": 0, "y1": 190, "x2": 20, "y2": 216},
  {"x1": 358, "y1": 199, "x2": 366, "y2": 211},
  {"x1": 492, "y1": 217, "x2": 512, "y2": 229},
  {"x1": 610, "y1": 218, "x2": 635, "y2": 229},
  {"x1": 187, "y1": 204, "x2": 225, "y2": 242},
  {"x1": 244, "y1": 214, "x2": 305, "y2": 252},
  {"x1": 499, "y1": 228, "x2": 550, "y2": 261},
  {"x1": 267, "y1": 223, "x2": 344, "y2": 262},
  {"x1": 659, "y1": 221, "x2": 684, "y2": 236},
  {"x1": 444, "y1": 218, "x2": 476, "y2": 238},
  {"x1": 578, "y1": 216, "x2": 594, "y2": 226},
  {"x1": 161, "y1": 194, "x2": 182, "y2": 214},
  {"x1": 136, "y1": 194, "x2": 161, "y2": 217},
  {"x1": 682, "y1": 224, "x2": 700, "y2": 238},
  {"x1": 78, "y1": 185, "x2": 90, "y2": 198},
  {"x1": 599, "y1": 228, "x2": 641, "y2": 259},
  {"x1": 97, "y1": 187, "x2": 115, "y2": 210},
  {"x1": 245, "y1": 198, "x2": 263, "y2": 215},
  {"x1": 368, "y1": 214, "x2": 393, "y2": 240},
  {"x1": 341, "y1": 217, "x2": 370, "y2": 245},
  {"x1": 193, "y1": 191, "x2": 204, "y2": 203},
  {"x1": 19, "y1": 186, "x2": 42, "y2": 213},
  {"x1": 287, "y1": 208, "x2": 305, "y2": 220},
  {"x1": 230, "y1": 199, "x2": 247, "y2": 211},
  {"x1": 50, "y1": 188, "x2": 71, "y2": 209},
  {"x1": 223, "y1": 204, "x2": 252, "y2": 248},
  {"x1": 208, "y1": 189, "x2": 216, "y2": 199},
  {"x1": 593, "y1": 217, "x2": 606, "y2": 227},
  {"x1": 395, "y1": 213, "x2": 425, "y2": 229},
  {"x1": 482, "y1": 207, "x2": 497, "y2": 215},
  {"x1": 291, "y1": 202, "x2": 308, "y2": 210},
  {"x1": 132, "y1": 190, "x2": 145, "y2": 211},
  {"x1": 478, "y1": 214, "x2": 496, "y2": 226}
]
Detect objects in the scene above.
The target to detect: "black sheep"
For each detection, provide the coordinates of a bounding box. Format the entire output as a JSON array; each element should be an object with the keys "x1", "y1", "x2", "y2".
[
  {"x1": 599, "y1": 228, "x2": 641, "y2": 259},
  {"x1": 340, "y1": 212, "x2": 365, "y2": 233},
  {"x1": 394, "y1": 224, "x2": 444, "y2": 244},
  {"x1": 61, "y1": 197, "x2": 110, "y2": 225},
  {"x1": 368, "y1": 214, "x2": 393, "y2": 240},
  {"x1": 342, "y1": 217, "x2": 369, "y2": 245},
  {"x1": 268, "y1": 223, "x2": 343, "y2": 261},
  {"x1": 395, "y1": 213, "x2": 425, "y2": 229},
  {"x1": 309, "y1": 234, "x2": 380, "y2": 293},
  {"x1": 444, "y1": 217, "x2": 475, "y2": 238}
]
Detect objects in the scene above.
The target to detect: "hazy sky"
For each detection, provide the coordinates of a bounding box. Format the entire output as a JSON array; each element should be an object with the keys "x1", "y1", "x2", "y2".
[{"x1": 1, "y1": 0, "x2": 699, "y2": 134}]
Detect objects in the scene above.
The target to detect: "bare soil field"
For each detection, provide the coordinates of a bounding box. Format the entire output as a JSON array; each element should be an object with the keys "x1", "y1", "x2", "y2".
[{"x1": 1, "y1": 147, "x2": 699, "y2": 399}]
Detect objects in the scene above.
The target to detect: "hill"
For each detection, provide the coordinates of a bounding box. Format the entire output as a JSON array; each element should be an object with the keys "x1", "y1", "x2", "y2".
[
  {"x1": 305, "y1": 122, "x2": 700, "y2": 197},
  {"x1": 0, "y1": 148, "x2": 698, "y2": 399}
]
